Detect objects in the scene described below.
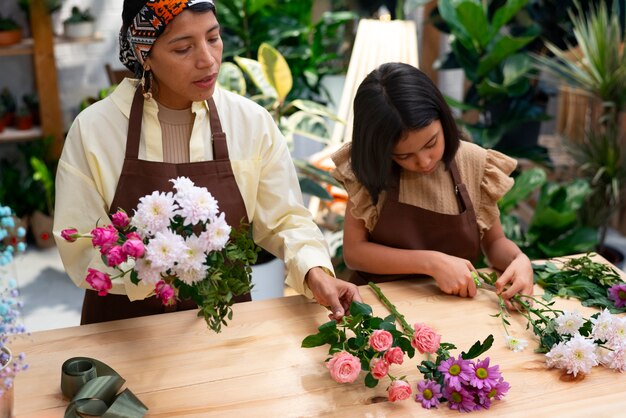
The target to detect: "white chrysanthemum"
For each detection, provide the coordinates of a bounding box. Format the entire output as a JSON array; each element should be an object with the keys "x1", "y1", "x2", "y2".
[
  {"x1": 175, "y1": 264, "x2": 208, "y2": 285},
  {"x1": 591, "y1": 309, "x2": 615, "y2": 342},
  {"x1": 555, "y1": 311, "x2": 585, "y2": 336},
  {"x1": 171, "y1": 176, "x2": 196, "y2": 198},
  {"x1": 563, "y1": 335, "x2": 598, "y2": 376},
  {"x1": 505, "y1": 335, "x2": 528, "y2": 352},
  {"x1": 145, "y1": 229, "x2": 186, "y2": 271},
  {"x1": 134, "y1": 257, "x2": 162, "y2": 285},
  {"x1": 132, "y1": 191, "x2": 177, "y2": 236},
  {"x1": 200, "y1": 212, "x2": 231, "y2": 251},
  {"x1": 609, "y1": 316, "x2": 626, "y2": 345},
  {"x1": 545, "y1": 341, "x2": 568, "y2": 369},
  {"x1": 175, "y1": 186, "x2": 219, "y2": 226},
  {"x1": 605, "y1": 343, "x2": 626, "y2": 372},
  {"x1": 179, "y1": 235, "x2": 208, "y2": 271}
]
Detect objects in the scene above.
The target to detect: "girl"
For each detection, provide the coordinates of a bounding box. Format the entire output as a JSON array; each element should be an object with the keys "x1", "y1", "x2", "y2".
[
  {"x1": 332, "y1": 63, "x2": 533, "y2": 306},
  {"x1": 54, "y1": 0, "x2": 360, "y2": 324}
]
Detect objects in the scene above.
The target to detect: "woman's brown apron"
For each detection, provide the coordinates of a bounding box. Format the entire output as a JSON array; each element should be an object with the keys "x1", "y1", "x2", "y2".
[
  {"x1": 81, "y1": 87, "x2": 252, "y2": 324},
  {"x1": 351, "y1": 160, "x2": 481, "y2": 285}
]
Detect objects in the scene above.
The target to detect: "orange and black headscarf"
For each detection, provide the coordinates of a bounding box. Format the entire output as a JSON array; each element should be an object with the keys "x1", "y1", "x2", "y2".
[{"x1": 119, "y1": 0, "x2": 216, "y2": 75}]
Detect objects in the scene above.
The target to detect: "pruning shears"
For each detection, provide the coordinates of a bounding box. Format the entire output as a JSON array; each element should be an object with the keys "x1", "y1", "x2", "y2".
[{"x1": 472, "y1": 271, "x2": 497, "y2": 293}]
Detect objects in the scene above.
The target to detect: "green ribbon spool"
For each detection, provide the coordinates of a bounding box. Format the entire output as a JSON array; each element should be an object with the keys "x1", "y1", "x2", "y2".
[{"x1": 61, "y1": 357, "x2": 148, "y2": 418}]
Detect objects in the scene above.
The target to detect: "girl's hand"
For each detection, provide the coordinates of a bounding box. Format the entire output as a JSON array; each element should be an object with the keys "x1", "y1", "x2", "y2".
[
  {"x1": 429, "y1": 253, "x2": 477, "y2": 298},
  {"x1": 495, "y1": 253, "x2": 534, "y2": 309}
]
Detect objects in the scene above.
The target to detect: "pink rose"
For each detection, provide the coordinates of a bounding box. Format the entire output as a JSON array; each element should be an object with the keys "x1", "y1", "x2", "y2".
[
  {"x1": 122, "y1": 237, "x2": 145, "y2": 258},
  {"x1": 411, "y1": 323, "x2": 441, "y2": 354},
  {"x1": 369, "y1": 329, "x2": 393, "y2": 352},
  {"x1": 91, "y1": 225, "x2": 119, "y2": 254},
  {"x1": 86, "y1": 268, "x2": 112, "y2": 296},
  {"x1": 126, "y1": 232, "x2": 142, "y2": 241},
  {"x1": 111, "y1": 211, "x2": 130, "y2": 228},
  {"x1": 326, "y1": 351, "x2": 361, "y2": 383},
  {"x1": 106, "y1": 246, "x2": 127, "y2": 267},
  {"x1": 61, "y1": 228, "x2": 79, "y2": 242},
  {"x1": 384, "y1": 346, "x2": 404, "y2": 365},
  {"x1": 370, "y1": 357, "x2": 389, "y2": 380},
  {"x1": 387, "y1": 379, "x2": 412, "y2": 402},
  {"x1": 155, "y1": 280, "x2": 175, "y2": 306}
]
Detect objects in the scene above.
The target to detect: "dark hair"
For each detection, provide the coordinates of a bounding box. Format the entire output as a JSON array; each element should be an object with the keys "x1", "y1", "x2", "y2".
[{"x1": 350, "y1": 62, "x2": 461, "y2": 204}]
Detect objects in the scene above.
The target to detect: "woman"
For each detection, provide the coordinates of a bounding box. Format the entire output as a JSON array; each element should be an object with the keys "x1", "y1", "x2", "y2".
[
  {"x1": 332, "y1": 63, "x2": 533, "y2": 307},
  {"x1": 54, "y1": 0, "x2": 360, "y2": 324}
]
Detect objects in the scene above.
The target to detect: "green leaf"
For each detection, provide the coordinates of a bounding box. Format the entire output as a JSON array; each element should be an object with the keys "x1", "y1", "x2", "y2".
[
  {"x1": 477, "y1": 35, "x2": 537, "y2": 76},
  {"x1": 461, "y1": 334, "x2": 494, "y2": 359},
  {"x1": 456, "y1": 1, "x2": 490, "y2": 49},
  {"x1": 301, "y1": 333, "x2": 327, "y2": 348},
  {"x1": 258, "y1": 42, "x2": 292, "y2": 103},
  {"x1": 364, "y1": 373, "x2": 379, "y2": 388},
  {"x1": 349, "y1": 301, "x2": 373, "y2": 317},
  {"x1": 499, "y1": 167, "x2": 547, "y2": 214},
  {"x1": 233, "y1": 55, "x2": 278, "y2": 99}
]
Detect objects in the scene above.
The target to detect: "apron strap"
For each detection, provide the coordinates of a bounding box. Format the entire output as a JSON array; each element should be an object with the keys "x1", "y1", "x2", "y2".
[
  {"x1": 448, "y1": 159, "x2": 469, "y2": 213},
  {"x1": 207, "y1": 98, "x2": 229, "y2": 160},
  {"x1": 126, "y1": 86, "x2": 145, "y2": 159}
]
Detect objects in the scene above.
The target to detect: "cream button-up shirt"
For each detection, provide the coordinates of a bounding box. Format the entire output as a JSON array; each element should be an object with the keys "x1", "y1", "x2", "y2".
[{"x1": 53, "y1": 78, "x2": 333, "y2": 300}]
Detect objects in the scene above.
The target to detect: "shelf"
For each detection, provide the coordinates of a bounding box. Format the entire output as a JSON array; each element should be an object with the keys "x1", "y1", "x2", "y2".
[
  {"x1": 0, "y1": 126, "x2": 43, "y2": 143},
  {"x1": 0, "y1": 34, "x2": 104, "y2": 57}
]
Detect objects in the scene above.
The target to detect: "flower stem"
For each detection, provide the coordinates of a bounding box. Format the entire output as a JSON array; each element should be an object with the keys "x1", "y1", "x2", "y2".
[{"x1": 368, "y1": 282, "x2": 413, "y2": 335}]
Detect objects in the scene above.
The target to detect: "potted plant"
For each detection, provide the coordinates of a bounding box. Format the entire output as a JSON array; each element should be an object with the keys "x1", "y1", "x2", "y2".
[
  {"x1": 0, "y1": 88, "x2": 16, "y2": 128},
  {"x1": 0, "y1": 102, "x2": 6, "y2": 134},
  {"x1": 29, "y1": 156, "x2": 56, "y2": 248},
  {"x1": 14, "y1": 106, "x2": 33, "y2": 131},
  {"x1": 431, "y1": 0, "x2": 549, "y2": 155},
  {"x1": 533, "y1": 0, "x2": 626, "y2": 260},
  {"x1": 22, "y1": 93, "x2": 39, "y2": 126},
  {"x1": 63, "y1": 6, "x2": 95, "y2": 39},
  {"x1": 0, "y1": 15, "x2": 22, "y2": 47}
]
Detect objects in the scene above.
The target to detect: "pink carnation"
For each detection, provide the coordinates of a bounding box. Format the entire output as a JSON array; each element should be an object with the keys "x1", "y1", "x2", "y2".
[
  {"x1": 387, "y1": 379, "x2": 412, "y2": 402},
  {"x1": 326, "y1": 351, "x2": 361, "y2": 383},
  {"x1": 86, "y1": 268, "x2": 112, "y2": 296},
  {"x1": 155, "y1": 280, "x2": 176, "y2": 306},
  {"x1": 370, "y1": 357, "x2": 389, "y2": 379},
  {"x1": 384, "y1": 346, "x2": 404, "y2": 365},
  {"x1": 91, "y1": 225, "x2": 119, "y2": 254},
  {"x1": 61, "y1": 228, "x2": 78, "y2": 242},
  {"x1": 122, "y1": 237, "x2": 145, "y2": 258},
  {"x1": 106, "y1": 246, "x2": 127, "y2": 267},
  {"x1": 369, "y1": 329, "x2": 393, "y2": 352},
  {"x1": 411, "y1": 323, "x2": 441, "y2": 354},
  {"x1": 111, "y1": 211, "x2": 130, "y2": 228}
]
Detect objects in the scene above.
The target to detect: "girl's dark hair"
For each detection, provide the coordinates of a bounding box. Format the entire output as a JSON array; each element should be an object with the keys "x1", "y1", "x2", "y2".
[
  {"x1": 350, "y1": 62, "x2": 461, "y2": 204},
  {"x1": 121, "y1": 1, "x2": 216, "y2": 34}
]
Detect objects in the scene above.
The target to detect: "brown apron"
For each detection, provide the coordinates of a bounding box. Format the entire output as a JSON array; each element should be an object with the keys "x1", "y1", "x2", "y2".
[
  {"x1": 81, "y1": 87, "x2": 252, "y2": 324},
  {"x1": 351, "y1": 160, "x2": 481, "y2": 285}
]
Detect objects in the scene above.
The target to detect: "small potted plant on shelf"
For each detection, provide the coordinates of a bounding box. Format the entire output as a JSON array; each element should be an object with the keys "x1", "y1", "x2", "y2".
[
  {"x1": 0, "y1": 88, "x2": 16, "y2": 128},
  {"x1": 14, "y1": 106, "x2": 33, "y2": 131},
  {"x1": 63, "y1": 6, "x2": 95, "y2": 39},
  {"x1": 0, "y1": 103, "x2": 6, "y2": 134},
  {"x1": 0, "y1": 15, "x2": 22, "y2": 47}
]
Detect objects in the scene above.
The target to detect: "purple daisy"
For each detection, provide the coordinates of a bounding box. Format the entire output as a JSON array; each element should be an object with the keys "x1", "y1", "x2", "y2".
[
  {"x1": 437, "y1": 355, "x2": 472, "y2": 390},
  {"x1": 415, "y1": 379, "x2": 442, "y2": 409},
  {"x1": 444, "y1": 385, "x2": 476, "y2": 412},
  {"x1": 608, "y1": 283, "x2": 626, "y2": 308},
  {"x1": 484, "y1": 377, "x2": 510, "y2": 402},
  {"x1": 469, "y1": 357, "x2": 502, "y2": 389}
]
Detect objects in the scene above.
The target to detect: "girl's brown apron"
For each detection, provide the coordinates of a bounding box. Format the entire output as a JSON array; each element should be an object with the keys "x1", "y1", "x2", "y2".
[
  {"x1": 81, "y1": 87, "x2": 252, "y2": 324},
  {"x1": 351, "y1": 160, "x2": 481, "y2": 285}
]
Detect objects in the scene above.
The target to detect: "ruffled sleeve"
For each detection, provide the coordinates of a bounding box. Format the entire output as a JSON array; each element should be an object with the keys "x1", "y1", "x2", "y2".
[
  {"x1": 330, "y1": 143, "x2": 381, "y2": 232},
  {"x1": 476, "y1": 149, "x2": 517, "y2": 234}
]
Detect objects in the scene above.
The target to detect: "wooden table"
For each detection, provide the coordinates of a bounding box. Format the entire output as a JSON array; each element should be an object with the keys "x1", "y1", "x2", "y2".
[{"x1": 13, "y1": 257, "x2": 626, "y2": 417}]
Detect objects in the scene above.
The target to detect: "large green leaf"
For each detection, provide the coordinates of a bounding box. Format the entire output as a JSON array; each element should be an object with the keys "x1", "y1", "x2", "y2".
[
  {"x1": 489, "y1": 0, "x2": 530, "y2": 37},
  {"x1": 477, "y1": 35, "x2": 537, "y2": 76},
  {"x1": 456, "y1": 1, "x2": 489, "y2": 49},
  {"x1": 258, "y1": 42, "x2": 293, "y2": 103},
  {"x1": 217, "y1": 62, "x2": 246, "y2": 96},
  {"x1": 299, "y1": 177, "x2": 332, "y2": 200},
  {"x1": 287, "y1": 99, "x2": 344, "y2": 122},
  {"x1": 536, "y1": 227, "x2": 598, "y2": 257},
  {"x1": 233, "y1": 55, "x2": 278, "y2": 99},
  {"x1": 284, "y1": 112, "x2": 331, "y2": 143},
  {"x1": 499, "y1": 167, "x2": 547, "y2": 214}
]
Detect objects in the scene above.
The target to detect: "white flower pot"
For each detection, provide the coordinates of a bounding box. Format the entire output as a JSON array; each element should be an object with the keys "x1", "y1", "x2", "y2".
[
  {"x1": 63, "y1": 22, "x2": 95, "y2": 39},
  {"x1": 249, "y1": 257, "x2": 285, "y2": 301}
]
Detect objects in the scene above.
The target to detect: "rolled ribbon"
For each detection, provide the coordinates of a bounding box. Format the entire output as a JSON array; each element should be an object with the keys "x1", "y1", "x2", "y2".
[{"x1": 61, "y1": 357, "x2": 148, "y2": 418}]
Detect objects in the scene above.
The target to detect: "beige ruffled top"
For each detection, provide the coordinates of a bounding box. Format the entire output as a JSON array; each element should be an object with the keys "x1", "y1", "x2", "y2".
[{"x1": 331, "y1": 140, "x2": 517, "y2": 237}]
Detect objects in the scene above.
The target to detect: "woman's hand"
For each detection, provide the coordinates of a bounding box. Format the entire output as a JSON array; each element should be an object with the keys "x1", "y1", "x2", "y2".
[
  {"x1": 495, "y1": 253, "x2": 534, "y2": 309},
  {"x1": 305, "y1": 267, "x2": 363, "y2": 321},
  {"x1": 429, "y1": 253, "x2": 477, "y2": 298}
]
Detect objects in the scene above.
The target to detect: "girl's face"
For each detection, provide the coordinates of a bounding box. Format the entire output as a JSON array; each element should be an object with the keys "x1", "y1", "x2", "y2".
[
  {"x1": 392, "y1": 120, "x2": 445, "y2": 174},
  {"x1": 145, "y1": 9, "x2": 222, "y2": 109}
]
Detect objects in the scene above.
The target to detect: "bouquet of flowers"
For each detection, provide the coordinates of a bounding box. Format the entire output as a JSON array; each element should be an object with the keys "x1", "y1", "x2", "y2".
[
  {"x1": 302, "y1": 282, "x2": 509, "y2": 411},
  {"x1": 61, "y1": 177, "x2": 259, "y2": 332},
  {"x1": 0, "y1": 204, "x2": 28, "y2": 398},
  {"x1": 479, "y1": 271, "x2": 626, "y2": 376}
]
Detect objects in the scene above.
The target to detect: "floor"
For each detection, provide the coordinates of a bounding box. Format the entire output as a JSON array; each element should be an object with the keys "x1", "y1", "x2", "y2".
[{"x1": 10, "y1": 229, "x2": 626, "y2": 333}]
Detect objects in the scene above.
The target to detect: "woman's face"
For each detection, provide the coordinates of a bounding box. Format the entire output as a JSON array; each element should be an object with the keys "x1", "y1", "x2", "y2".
[
  {"x1": 391, "y1": 120, "x2": 445, "y2": 174},
  {"x1": 145, "y1": 9, "x2": 222, "y2": 109}
]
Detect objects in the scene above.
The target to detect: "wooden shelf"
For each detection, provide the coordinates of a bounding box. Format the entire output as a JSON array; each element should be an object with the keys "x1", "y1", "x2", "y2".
[
  {"x1": 0, "y1": 126, "x2": 43, "y2": 143},
  {"x1": 0, "y1": 34, "x2": 104, "y2": 57}
]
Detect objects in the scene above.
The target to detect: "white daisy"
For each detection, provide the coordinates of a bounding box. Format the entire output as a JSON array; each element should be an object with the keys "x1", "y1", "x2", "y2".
[
  {"x1": 563, "y1": 335, "x2": 598, "y2": 376},
  {"x1": 554, "y1": 311, "x2": 585, "y2": 336},
  {"x1": 170, "y1": 176, "x2": 196, "y2": 198},
  {"x1": 200, "y1": 212, "x2": 231, "y2": 251},
  {"x1": 591, "y1": 309, "x2": 614, "y2": 342},
  {"x1": 145, "y1": 229, "x2": 186, "y2": 271},
  {"x1": 175, "y1": 186, "x2": 219, "y2": 226},
  {"x1": 505, "y1": 335, "x2": 528, "y2": 352},
  {"x1": 132, "y1": 191, "x2": 177, "y2": 235}
]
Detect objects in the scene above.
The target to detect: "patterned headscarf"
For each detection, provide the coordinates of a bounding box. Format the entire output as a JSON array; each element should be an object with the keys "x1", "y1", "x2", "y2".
[{"x1": 119, "y1": 0, "x2": 216, "y2": 75}]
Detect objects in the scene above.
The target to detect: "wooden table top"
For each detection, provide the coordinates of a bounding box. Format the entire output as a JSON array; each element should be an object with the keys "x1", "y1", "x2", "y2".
[{"x1": 12, "y1": 256, "x2": 626, "y2": 417}]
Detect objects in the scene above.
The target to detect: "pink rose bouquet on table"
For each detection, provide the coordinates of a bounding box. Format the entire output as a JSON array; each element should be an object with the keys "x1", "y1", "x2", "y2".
[
  {"x1": 302, "y1": 282, "x2": 509, "y2": 410},
  {"x1": 61, "y1": 177, "x2": 259, "y2": 333}
]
